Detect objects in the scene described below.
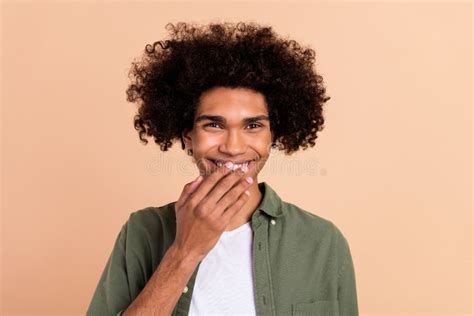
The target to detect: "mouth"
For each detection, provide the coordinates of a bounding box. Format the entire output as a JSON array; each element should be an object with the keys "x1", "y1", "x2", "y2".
[{"x1": 207, "y1": 158, "x2": 257, "y2": 172}]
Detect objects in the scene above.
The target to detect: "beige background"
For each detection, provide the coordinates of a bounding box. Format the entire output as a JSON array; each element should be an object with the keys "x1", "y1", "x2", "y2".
[{"x1": 1, "y1": 1, "x2": 472, "y2": 315}]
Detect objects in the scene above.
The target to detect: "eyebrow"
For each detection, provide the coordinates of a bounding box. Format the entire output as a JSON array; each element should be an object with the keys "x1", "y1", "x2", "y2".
[{"x1": 194, "y1": 114, "x2": 270, "y2": 125}]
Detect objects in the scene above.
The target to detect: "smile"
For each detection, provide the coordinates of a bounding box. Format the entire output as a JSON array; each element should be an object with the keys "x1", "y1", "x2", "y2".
[{"x1": 209, "y1": 159, "x2": 257, "y2": 171}]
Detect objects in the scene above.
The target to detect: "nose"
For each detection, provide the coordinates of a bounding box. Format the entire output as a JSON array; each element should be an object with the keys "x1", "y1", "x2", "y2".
[{"x1": 218, "y1": 129, "x2": 247, "y2": 156}]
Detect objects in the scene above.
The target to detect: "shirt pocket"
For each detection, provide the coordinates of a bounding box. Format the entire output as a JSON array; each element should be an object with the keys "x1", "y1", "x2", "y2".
[{"x1": 291, "y1": 299, "x2": 339, "y2": 316}]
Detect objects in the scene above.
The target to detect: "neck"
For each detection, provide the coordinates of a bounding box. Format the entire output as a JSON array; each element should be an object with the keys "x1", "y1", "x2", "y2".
[{"x1": 224, "y1": 181, "x2": 262, "y2": 231}]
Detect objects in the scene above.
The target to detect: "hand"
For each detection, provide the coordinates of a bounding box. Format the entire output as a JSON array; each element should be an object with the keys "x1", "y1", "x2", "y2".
[{"x1": 172, "y1": 164, "x2": 253, "y2": 262}]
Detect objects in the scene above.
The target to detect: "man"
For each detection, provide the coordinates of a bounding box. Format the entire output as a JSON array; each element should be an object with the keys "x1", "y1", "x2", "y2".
[{"x1": 87, "y1": 21, "x2": 358, "y2": 315}]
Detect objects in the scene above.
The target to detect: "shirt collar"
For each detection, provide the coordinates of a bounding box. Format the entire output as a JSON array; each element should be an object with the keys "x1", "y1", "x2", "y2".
[{"x1": 254, "y1": 181, "x2": 285, "y2": 218}]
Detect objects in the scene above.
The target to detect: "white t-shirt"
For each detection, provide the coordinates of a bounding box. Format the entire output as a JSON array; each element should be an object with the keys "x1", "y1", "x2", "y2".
[{"x1": 188, "y1": 221, "x2": 256, "y2": 316}]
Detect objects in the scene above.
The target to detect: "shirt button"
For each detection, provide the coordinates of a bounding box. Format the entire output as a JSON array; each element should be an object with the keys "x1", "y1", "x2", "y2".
[
  {"x1": 270, "y1": 219, "x2": 276, "y2": 225},
  {"x1": 183, "y1": 286, "x2": 188, "y2": 293}
]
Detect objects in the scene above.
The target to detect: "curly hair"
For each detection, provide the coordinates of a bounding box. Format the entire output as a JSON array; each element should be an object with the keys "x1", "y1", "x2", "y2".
[{"x1": 126, "y1": 21, "x2": 330, "y2": 155}]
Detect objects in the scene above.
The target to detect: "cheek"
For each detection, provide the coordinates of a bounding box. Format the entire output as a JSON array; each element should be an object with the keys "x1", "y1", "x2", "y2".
[
  {"x1": 193, "y1": 133, "x2": 219, "y2": 148},
  {"x1": 253, "y1": 138, "x2": 272, "y2": 156}
]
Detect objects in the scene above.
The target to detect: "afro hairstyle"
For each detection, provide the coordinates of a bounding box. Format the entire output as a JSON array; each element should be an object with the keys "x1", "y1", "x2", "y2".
[{"x1": 126, "y1": 21, "x2": 331, "y2": 155}]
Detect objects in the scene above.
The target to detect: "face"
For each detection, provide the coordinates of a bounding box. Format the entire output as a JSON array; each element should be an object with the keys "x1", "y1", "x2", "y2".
[{"x1": 182, "y1": 86, "x2": 273, "y2": 181}]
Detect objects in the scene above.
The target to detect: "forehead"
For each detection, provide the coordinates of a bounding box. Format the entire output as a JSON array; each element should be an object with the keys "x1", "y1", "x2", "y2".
[{"x1": 196, "y1": 86, "x2": 268, "y2": 116}]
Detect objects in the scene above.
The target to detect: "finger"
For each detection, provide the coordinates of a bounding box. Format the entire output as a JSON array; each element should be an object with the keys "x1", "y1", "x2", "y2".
[
  {"x1": 175, "y1": 175, "x2": 204, "y2": 212},
  {"x1": 221, "y1": 190, "x2": 251, "y2": 223},
  {"x1": 187, "y1": 164, "x2": 233, "y2": 208},
  {"x1": 204, "y1": 167, "x2": 250, "y2": 213}
]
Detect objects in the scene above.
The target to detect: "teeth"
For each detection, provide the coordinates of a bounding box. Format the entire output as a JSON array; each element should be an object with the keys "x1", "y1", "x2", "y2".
[
  {"x1": 213, "y1": 160, "x2": 253, "y2": 169},
  {"x1": 231, "y1": 164, "x2": 243, "y2": 171}
]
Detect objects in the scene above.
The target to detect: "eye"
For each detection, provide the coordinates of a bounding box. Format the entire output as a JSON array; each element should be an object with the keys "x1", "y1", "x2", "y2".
[
  {"x1": 203, "y1": 122, "x2": 263, "y2": 129},
  {"x1": 203, "y1": 122, "x2": 222, "y2": 128},
  {"x1": 246, "y1": 123, "x2": 262, "y2": 129}
]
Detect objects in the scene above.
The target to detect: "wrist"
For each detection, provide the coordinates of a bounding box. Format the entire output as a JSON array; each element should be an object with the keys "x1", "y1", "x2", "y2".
[{"x1": 167, "y1": 243, "x2": 202, "y2": 268}]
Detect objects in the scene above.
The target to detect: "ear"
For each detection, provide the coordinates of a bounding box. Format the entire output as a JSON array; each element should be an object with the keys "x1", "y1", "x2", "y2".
[{"x1": 181, "y1": 128, "x2": 193, "y2": 150}]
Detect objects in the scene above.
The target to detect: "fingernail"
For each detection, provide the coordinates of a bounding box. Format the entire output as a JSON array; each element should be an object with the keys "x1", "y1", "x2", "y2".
[
  {"x1": 246, "y1": 176, "x2": 253, "y2": 184},
  {"x1": 193, "y1": 175, "x2": 203, "y2": 183}
]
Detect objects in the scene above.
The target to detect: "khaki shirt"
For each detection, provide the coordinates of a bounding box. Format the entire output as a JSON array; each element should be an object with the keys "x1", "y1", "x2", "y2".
[{"x1": 87, "y1": 181, "x2": 359, "y2": 315}]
